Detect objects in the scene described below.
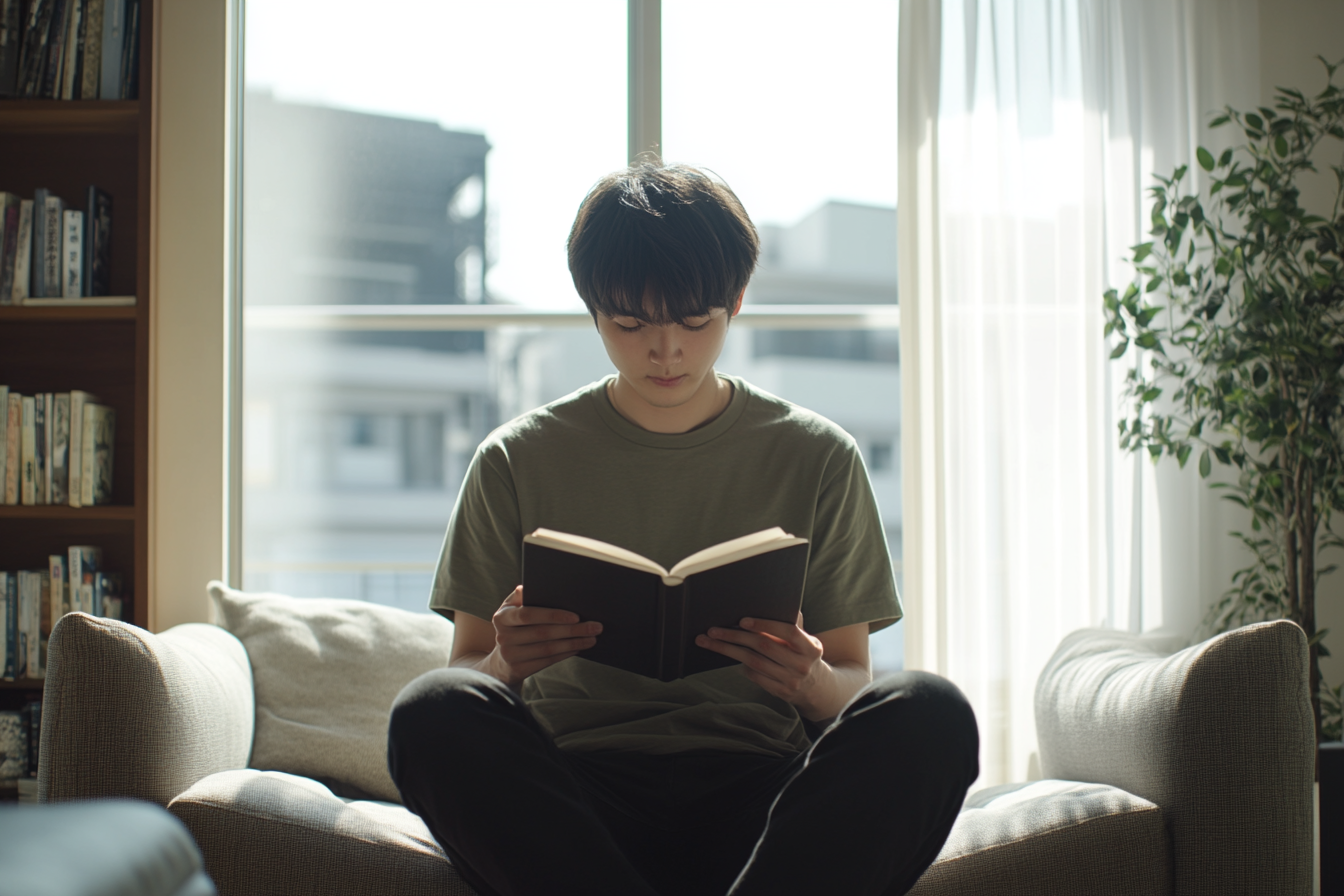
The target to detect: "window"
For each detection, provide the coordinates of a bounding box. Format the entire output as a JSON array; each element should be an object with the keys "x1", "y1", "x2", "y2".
[{"x1": 240, "y1": 0, "x2": 902, "y2": 669}]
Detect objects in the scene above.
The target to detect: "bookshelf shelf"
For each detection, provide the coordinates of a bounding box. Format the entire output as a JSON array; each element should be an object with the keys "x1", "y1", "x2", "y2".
[
  {"x1": 0, "y1": 5, "x2": 153, "y2": 685},
  {"x1": 0, "y1": 505, "x2": 136, "y2": 521},
  {"x1": 0, "y1": 305, "x2": 137, "y2": 322},
  {"x1": 0, "y1": 101, "x2": 139, "y2": 136}
]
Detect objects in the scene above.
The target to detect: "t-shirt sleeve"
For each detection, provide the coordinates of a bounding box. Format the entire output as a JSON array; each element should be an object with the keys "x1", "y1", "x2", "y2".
[
  {"x1": 428, "y1": 441, "x2": 523, "y2": 623},
  {"x1": 800, "y1": 439, "x2": 902, "y2": 635}
]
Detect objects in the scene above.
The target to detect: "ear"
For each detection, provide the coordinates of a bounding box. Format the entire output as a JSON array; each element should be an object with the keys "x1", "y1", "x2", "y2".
[{"x1": 731, "y1": 289, "x2": 745, "y2": 318}]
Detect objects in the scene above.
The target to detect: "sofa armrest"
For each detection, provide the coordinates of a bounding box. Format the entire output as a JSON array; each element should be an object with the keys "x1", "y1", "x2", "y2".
[
  {"x1": 39, "y1": 613, "x2": 255, "y2": 807},
  {"x1": 1035, "y1": 619, "x2": 1314, "y2": 895}
]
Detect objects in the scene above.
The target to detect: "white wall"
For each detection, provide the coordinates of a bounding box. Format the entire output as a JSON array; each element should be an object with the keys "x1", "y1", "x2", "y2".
[{"x1": 149, "y1": 0, "x2": 231, "y2": 629}]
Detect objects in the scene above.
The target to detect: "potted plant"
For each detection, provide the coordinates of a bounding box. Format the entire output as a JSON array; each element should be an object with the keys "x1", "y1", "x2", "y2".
[{"x1": 1104, "y1": 59, "x2": 1344, "y2": 742}]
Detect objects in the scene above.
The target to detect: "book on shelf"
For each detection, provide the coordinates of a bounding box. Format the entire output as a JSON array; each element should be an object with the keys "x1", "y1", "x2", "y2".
[
  {"x1": 0, "y1": 0, "x2": 21, "y2": 96},
  {"x1": 46, "y1": 554, "x2": 66, "y2": 625},
  {"x1": 3, "y1": 391, "x2": 17, "y2": 503},
  {"x1": 0, "y1": 572, "x2": 13, "y2": 679},
  {"x1": 0, "y1": 389, "x2": 111, "y2": 506},
  {"x1": 61, "y1": 208, "x2": 82, "y2": 297},
  {"x1": 79, "y1": 400, "x2": 112, "y2": 505},
  {"x1": 0, "y1": 709, "x2": 22, "y2": 778},
  {"x1": 67, "y1": 544, "x2": 98, "y2": 616},
  {"x1": 521, "y1": 527, "x2": 810, "y2": 682},
  {"x1": 0, "y1": 186, "x2": 114, "y2": 303},
  {"x1": 4, "y1": 0, "x2": 135, "y2": 98},
  {"x1": 23, "y1": 699, "x2": 41, "y2": 778}
]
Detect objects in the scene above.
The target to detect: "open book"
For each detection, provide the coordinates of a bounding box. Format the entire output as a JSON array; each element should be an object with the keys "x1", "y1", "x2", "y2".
[{"x1": 522, "y1": 527, "x2": 809, "y2": 682}]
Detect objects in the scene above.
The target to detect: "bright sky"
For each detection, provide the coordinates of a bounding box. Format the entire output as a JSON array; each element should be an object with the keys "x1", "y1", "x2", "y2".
[{"x1": 245, "y1": 0, "x2": 898, "y2": 308}]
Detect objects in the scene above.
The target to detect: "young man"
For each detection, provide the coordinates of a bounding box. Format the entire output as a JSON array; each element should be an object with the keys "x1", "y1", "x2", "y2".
[{"x1": 388, "y1": 162, "x2": 979, "y2": 896}]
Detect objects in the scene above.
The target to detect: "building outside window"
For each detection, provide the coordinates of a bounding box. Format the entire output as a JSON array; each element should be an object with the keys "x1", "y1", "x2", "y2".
[{"x1": 240, "y1": 0, "x2": 903, "y2": 670}]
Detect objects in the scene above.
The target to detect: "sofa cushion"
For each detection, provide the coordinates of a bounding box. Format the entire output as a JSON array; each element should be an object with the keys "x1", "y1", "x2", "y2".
[
  {"x1": 208, "y1": 581, "x2": 455, "y2": 804},
  {"x1": 169, "y1": 768, "x2": 473, "y2": 896},
  {"x1": 909, "y1": 779, "x2": 1172, "y2": 895}
]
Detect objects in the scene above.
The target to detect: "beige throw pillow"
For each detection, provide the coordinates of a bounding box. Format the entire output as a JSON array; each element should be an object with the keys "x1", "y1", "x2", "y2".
[{"x1": 208, "y1": 581, "x2": 455, "y2": 804}]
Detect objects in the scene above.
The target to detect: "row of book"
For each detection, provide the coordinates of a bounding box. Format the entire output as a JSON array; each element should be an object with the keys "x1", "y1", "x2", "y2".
[
  {"x1": 0, "y1": 700, "x2": 41, "y2": 788},
  {"x1": 0, "y1": 0, "x2": 139, "y2": 100},
  {"x1": 1, "y1": 545, "x2": 124, "y2": 681},
  {"x1": 0, "y1": 187, "x2": 113, "y2": 303},
  {"x1": 0, "y1": 387, "x2": 115, "y2": 506}
]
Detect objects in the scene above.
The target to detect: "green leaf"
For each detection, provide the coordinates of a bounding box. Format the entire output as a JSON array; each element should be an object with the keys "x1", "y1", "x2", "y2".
[
  {"x1": 1199, "y1": 448, "x2": 1212, "y2": 478},
  {"x1": 1210, "y1": 114, "x2": 1230, "y2": 128},
  {"x1": 1275, "y1": 135, "x2": 1289, "y2": 157},
  {"x1": 1132, "y1": 242, "x2": 1154, "y2": 263},
  {"x1": 1135, "y1": 332, "x2": 1161, "y2": 351},
  {"x1": 1136, "y1": 307, "x2": 1160, "y2": 327},
  {"x1": 1177, "y1": 444, "x2": 1193, "y2": 467},
  {"x1": 1219, "y1": 148, "x2": 1234, "y2": 167},
  {"x1": 1197, "y1": 147, "x2": 1216, "y2": 171},
  {"x1": 1246, "y1": 113, "x2": 1264, "y2": 131},
  {"x1": 1110, "y1": 339, "x2": 1130, "y2": 359},
  {"x1": 1146, "y1": 276, "x2": 1164, "y2": 293},
  {"x1": 1141, "y1": 387, "x2": 1162, "y2": 403}
]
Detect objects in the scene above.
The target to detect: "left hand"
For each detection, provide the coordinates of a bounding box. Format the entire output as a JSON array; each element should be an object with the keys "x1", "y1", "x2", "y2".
[{"x1": 696, "y1": 612, "x2": 827, "y2": 707}]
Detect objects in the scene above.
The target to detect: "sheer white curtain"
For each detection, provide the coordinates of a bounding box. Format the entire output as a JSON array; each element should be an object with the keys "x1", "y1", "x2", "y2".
[{"x1": 898, "y1": 0, "x2": 1259, "y2": 787}]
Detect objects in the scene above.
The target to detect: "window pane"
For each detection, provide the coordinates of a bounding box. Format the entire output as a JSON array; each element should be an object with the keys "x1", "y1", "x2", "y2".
[{"x1": 664, "y1": 1, "x2": 903, "y2": 670}]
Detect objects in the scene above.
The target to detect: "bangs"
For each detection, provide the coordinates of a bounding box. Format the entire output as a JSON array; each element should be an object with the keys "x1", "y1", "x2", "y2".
[{"x1": 568, "y1": 162, "x2": 759, "y2": 324}]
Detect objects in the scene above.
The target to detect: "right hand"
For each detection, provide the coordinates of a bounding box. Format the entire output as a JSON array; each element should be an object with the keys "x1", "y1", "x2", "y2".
[{"x1": 486, "y1": 586, "x2": 602, "y2": 687}]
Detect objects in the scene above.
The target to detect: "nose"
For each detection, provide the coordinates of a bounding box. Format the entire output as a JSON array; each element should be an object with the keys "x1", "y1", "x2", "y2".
[{"x1": 648, "y1": 325, "x2": 682, "y2": 367}]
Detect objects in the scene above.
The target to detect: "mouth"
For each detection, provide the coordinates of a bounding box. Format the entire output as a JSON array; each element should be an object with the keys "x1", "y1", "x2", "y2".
[{"x1": 648, "y1": 375, "x2": 687, "y2": 388}]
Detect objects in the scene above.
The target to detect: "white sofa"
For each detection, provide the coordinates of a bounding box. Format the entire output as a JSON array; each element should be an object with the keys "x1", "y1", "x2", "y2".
[{"x1": 38, "y1": 588, "x2": 1314, "y2": 895}]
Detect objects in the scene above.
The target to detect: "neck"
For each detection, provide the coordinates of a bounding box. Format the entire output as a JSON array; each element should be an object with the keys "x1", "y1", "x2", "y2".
[{"x1": 608, "y1": 373, "x2": 733, "y2": 434}]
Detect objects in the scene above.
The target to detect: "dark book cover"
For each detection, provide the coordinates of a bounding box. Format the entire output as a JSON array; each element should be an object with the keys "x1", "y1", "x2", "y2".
[
  {"x1": 22, "y1": 700, "x2": 40, "y2": 777},
  {"x1": 117, "y1": 0, "x2": 134, "y2": 99},
  {"x1": 38, "y1": 0, "x2": 68, "y2": 99},
  {"x1": 523, "y1": 533, "x2": 809, "y2": 682},
  {"x1": 17, "y1": 0, "x2": 55, "y2": 98},
  {"x1": 0, "y1": 0, "x2": 21, "y2": 96},
  {"x1": 3, "y1": 574, "x2": 15, "y2": 680},
  {"x1": 84, "y1": 185, "x2": 111, "y2": 296},
  {"x1": 0, "y1": 201, "x2": 19, "y2": 299},
  {"x1": 30, "y1": 187, "x2": 49, "y2": 298}
]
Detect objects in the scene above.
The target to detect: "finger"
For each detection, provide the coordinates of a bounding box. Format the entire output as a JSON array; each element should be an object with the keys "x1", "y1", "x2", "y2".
[
  {"x1": 502, "y1": 635, "x2": 598, "y2": 664},
  {"x1": 496, "y1": 605, "x2": 581, "y2": 627},
  {"x1": 741, "y1": 617, "x2": 823, "y2": 656},
  {"x1": 696, "y1": 634, "x2": 798, "y2": 682},
  {"x1": 709, "y1": 627, "x2": 814, "y2": 670},
  {"x1": 498, "y1": 622, "x2": 601, "y2": 646},
  {"x1": 502, "y1": 587, "x2": 523, "y2": 608}
]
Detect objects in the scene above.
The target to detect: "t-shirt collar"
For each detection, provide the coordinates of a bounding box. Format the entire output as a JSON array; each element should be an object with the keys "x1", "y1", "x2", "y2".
[{"x1": 591, "y1": 374, "x2": 749, "y2": 448}]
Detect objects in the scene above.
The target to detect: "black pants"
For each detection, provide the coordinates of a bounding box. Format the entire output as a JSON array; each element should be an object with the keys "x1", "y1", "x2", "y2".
[{"x1": 387, "y1": 669, "x2": 979, "y2": 896}]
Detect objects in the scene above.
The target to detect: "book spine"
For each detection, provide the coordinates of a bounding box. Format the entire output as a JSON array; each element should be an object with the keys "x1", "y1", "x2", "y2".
[
  {"x1": 30, "y1": 188, "x2": 48, "y2": 298},
  {"x1": 0, "y1": 0, "x2": 20, "y2": 96},
  {"x1": 18, "y1": 0, "x2": 54, "y2": 98},
  {"x1": 62, "y1": 209, "x2": 82, "y2": 297},
  {"x1": 50, "y1": 392, "x2": 69, "y2": 504},
  {"x1": 3, "y1": 573, "x2": 15, "y2": 679},
  {"x1": 40, "y1": 0, "x2": 67, "y2": 98},
  {"x1": 48, "y1": 554, "x2": 66, "y2": 629},
  {"x1": 0, "y1": 194, "x2": 17, "y2": 302},
  {"x1": 67, "y1": 389, "x2": 96, "y2": 506},
  {"x1": 78, "y1": 0, "x2": 101, "y2": 98},
  {"x1": 0, "y1": 386, "x2": 7, "y2": 495},
  {"x1": 43, "y1": 393, "x2": 54, "y2": 503},
  {"x1": 19, "y1": 394, "x2": 34, "y2": 504},
  {"x1": 15, "y1": 571, "x2": 29, "y2": 679},
  {"x1": 97, "y1": 0, "x2": 120, "y2": 99},
  {"x1": 37, "y1": 570, "x2": 49, "y2": 677},
  {"x1": 24, "y1": 700, "x2": 41, "y2": 777},
  {"x1": 87, "y1": 187, "x2": 111, "y2": 296},
  {"x1": 90, "y1": 403, "x2": 114, "y2": 504},
  {"x1": 59, "y1": 0, "x2": 81, "y2": 99},
  {"x1": 117, "y1": 0, "x2": 134, "y2": 98},
  {"x1": 32, "y1": 393, "x2": 46, "y2": 504},
  {"x1": 0, "y1": 573, "x2": 8, "y2": 679},
  {"x1": 11, "y1": 199, "x2": 32, "y2": 302},
  {"x1": 42, "y1": 195, "x2": 62, "y2": 297},
  {"x1": 78, "y1": 548, "x2": 99, "y2": 616},
  {"x1": 4, "y1": 393, "x2": 18, "y2": 503}
]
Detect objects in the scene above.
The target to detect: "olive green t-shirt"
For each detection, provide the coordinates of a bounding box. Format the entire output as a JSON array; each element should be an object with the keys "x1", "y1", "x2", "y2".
[{"x1": 429, "y1": 375, "x2": 901, "y2": 757}]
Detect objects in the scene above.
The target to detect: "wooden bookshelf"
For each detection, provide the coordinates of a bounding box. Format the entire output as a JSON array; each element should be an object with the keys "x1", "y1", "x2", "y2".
[{"x1": 0, "y1": 5, "x2": 153, "y2": 710}]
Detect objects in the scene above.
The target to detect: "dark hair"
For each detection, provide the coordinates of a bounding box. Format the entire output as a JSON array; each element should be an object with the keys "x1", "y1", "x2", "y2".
[{"x1": 567, "y1": 160, "x2": 759, "y2": 324}]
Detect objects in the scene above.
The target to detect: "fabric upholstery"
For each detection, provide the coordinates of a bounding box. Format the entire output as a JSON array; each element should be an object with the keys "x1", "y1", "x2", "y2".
[
  {"x1": 1035, "y1": 619, "x2": 1314, "y2": 896},
  {"x1": 208, "y1": 581, "x2": 456, "y2": 804},
  {"x1": 0, "y1": 799, "x2": 216, "y2": 896},
  {"x1": 40, "y1": 613, "x2": 254, "y2": 806},
  {"x1": 910, "y1": 779, "x2": 1171, "y2": 895},
  {"x1": 169, "y1": 768, "x2": 472, "y2": 896}
]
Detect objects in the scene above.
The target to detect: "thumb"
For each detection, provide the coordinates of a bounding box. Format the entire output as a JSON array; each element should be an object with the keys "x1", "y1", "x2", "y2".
[
  {"x1": 503, "y1": 586, "x2": 523, "y2": 608},
  {"x1": 796, "y1": 610, "x2": 805, "y2": 630}
]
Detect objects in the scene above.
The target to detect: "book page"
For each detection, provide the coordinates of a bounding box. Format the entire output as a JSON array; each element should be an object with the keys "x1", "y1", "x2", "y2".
[
  {"x1": 667, "y1": 528, "x2": 808, "y2": 581},
  {"x1": 524, "y1": 529, "x2": 669, "y2": 577}
]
